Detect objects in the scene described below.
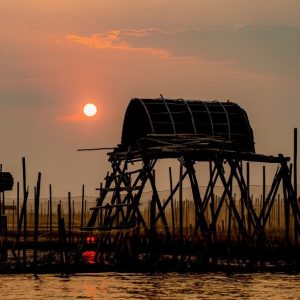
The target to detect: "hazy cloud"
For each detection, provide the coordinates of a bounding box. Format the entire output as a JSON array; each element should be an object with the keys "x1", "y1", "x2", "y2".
[
  {"x1": 66, "y1": 29, "x2": 170, "y2": 58},
  {"x1": 67, "y1": 26, "x2": 300, "y2": 80}
]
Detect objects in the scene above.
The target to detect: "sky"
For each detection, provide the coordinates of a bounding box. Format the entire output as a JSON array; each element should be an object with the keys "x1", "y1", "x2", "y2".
[{"x1": 1, "y1": 0, "x2": 300, "y2": 198}]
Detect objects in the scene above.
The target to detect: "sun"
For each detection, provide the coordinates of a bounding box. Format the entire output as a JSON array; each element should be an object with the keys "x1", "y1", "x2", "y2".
[{"x1": 83, "y1": 103, "x2": 97, "y2": 117}]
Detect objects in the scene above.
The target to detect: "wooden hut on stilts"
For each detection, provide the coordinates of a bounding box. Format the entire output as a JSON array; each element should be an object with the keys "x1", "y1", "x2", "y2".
[{"x1": 79, "y1": 98, "x2": 300, "y2": 270}]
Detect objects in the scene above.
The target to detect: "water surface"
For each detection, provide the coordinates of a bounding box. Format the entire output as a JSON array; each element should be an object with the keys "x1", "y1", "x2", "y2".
[{"x1": 0, "y1": 272, "x2": 300, "y2": 299}]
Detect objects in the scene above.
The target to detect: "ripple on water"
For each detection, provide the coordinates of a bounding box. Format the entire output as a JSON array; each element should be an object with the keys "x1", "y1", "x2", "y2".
[{"x1": 0, "y1": 272, "x2": 300, "y2": 300}]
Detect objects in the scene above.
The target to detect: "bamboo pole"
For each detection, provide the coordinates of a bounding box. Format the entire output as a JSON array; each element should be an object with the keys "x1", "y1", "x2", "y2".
[
  {"x1": 80, "y1": 185, "x2": 85, "y2": 228},
  {"x1": 150, "y1": 169, "x2": 156, "y2": 236},
  {"x1": 16, "y1": 182, "x2": 20, "y2": 231},
  {"x1": 246, "y1": 162, "x2": 251, "y2": 235},
  {"x1": 84, "y1": 199, "x2": 87, "y2": 228},
  {"x1": 179, "y1": 157, "x2": 183, "y2": 244},
  {"x1": 294, "y1": 128, "x2": 298, "y2": 243},
  {"x1": 294, "y1": 128, "x2": 298, "y2": 203},
  {"x1": 169, "y1": 167, "x2": 175, "y2": 238},
  {"x1": 57, "y1": 203, "x2": 64, "y2": 264},
  {"x1": 33, "y1": 172, "x2": 41, "y2": 272},
  {"x1": 2, "y1": 190, "x2": 5, "y2": 215},
  {"x1": 68, "y1": 192, "x2": 72, "y2": 245},
  {"x1": 22, "y1": 157, "x2": 27, "y2": 263},
  {"x1": 72, "y1": 199, "x2": 75, "y2": 229},
  {"x1": 99, "y1": 183, "x2": 103, "y2": 227},
  {"x1": 263, "y1": 166, "x2": 266, "y2": 207},
  {"x1": 49, "y1": 184, "x2": 53, "y2": 248}
]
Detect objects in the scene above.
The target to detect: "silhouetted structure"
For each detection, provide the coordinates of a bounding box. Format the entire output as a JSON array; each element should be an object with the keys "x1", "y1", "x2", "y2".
[
  {"x1": 121, "y1": 98, "x2": 255, "y2": 152},
  {"x1": 0, "y1": 172, "x2": 13, "y2": 192},
  {"x1": 1, "y1": 98, "x2": 299, "y2": 273},
  {"x1": 80, "y1": 98, "x2": 300, "y2": 269}
]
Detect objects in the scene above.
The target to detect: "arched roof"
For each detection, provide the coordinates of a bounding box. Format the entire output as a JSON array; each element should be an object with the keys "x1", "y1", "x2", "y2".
[{"x1": 120, "y1": 98, "x2": 255, "y2": 153}]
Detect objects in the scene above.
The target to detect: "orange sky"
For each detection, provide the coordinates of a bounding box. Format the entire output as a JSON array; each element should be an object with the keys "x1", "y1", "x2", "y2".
[{"x1": 1, "y1": 0, "x2": 300, "y2": 197}]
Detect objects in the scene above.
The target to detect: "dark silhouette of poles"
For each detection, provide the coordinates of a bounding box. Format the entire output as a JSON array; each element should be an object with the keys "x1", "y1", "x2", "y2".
[
  {"x1": 80, "y1": 185, "x2": 85, "y2": 228},
  {"x1": 209, "y1": 161, "x2": 216, "y2": 240},
  {"x1": 99, "y1": 183, "x2": 103, "y2": 227},
  {"x1": 1, "y1": 189, "x2": 5, "y2": 215},
  {"x1": 34, "y1": 172, "x2": 41, "y2": 272},
  {"x1": 22, "y1": 157, "x2": 28, "y2": 263},
  {"x1": 12, "y1": 200, "x2": 15, "y2": 231},
  {"x1": 294, "y1": 128, "x2": 298, "y2": 243},
  {"x1": 49, "y1": 184, "x2": 53, "y2": 249},
  {"x1": 263, "y1": 166, "x2": 266, "y2": 207},
  {"x1": 179, "y1": 157, "x2": 183, "y2": 244},
  {"x1": 294, "y1": 128, "x2": 298, "y2": 203},
  {"x1": 169, "y1": 167, "x2": 175, "y2": 238},
  {"x1": 68, "y1": 192, "x2": 72, "y2": 244},
  {"x1": 16, "y1": 182, "x2": 20, "y2": 232},
  {"x1": 57, "y1": 203, "x2": 64, "y2": 264},
  {"x1": 247, "y1": 162, "x2": 251, "y2": 235},
  {"x1": 150, "y1": 170, "x2": 156, "y2": 238},
  {"x1": 72, "y1": 199, "x2": 75, "y2": 243}
]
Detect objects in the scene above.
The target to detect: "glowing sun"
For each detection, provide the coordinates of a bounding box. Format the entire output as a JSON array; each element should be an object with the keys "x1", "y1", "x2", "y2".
[{"x1": 83, "y1": 103, "x2": 97, "y2": 117}]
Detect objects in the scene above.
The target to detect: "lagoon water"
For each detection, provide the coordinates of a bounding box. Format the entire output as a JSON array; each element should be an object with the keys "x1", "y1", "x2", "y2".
[{"x1": 0, "y1": 272, "x2": 300, "y2": 300}]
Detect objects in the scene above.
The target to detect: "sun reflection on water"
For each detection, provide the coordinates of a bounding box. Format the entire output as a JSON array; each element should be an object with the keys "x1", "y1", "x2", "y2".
[{"x1": 0, "y1": 273, "x2": 300, "y2": 300}]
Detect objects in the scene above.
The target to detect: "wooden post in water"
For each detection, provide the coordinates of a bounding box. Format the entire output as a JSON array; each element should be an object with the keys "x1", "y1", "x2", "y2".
[
  {"x1": 185, "y1": 199, "x2": 188, "y2": 236},
  {"x1": 2, "y1": 190, "x2": 5, "y2": 216},
  {"x1": 148, "y1": 199, "x2": 150, "y2": 226},
  {"x1": 239, "y1": 161, "x2": 245, "y2": 227},
  {"x1": 49, "y1": 184, "x2": 53, "y2": 249},
  {"x1": 22, "y1": 157, "x2": 28, "y2": 263},
  {"x1": 99, "y1": 182, "x2": 103, "y2": 227},
  {"x1": 246, "y1": 162, "x2": 251, "y2": 236},
  {"x1": 169, "y1": 167, "x2": 175, "y2": 238},
  {"x1": 34, "y1": 172, "x2": 41, "y2": 272},
  {"x1": 294, "y1": 128, "x2": 298, "y2": 243},
  {"x1": 84, "y1": 199, "x2": 87, "y2": 228},
  {"x1": 150, "y1": 169, "x2": 156, "y2": 237},
  {"x1": 209, "y1": 161, "x2": 216, "y2": 240},
  {"x1": 12, "y1": 199, "x2": 15, "y2": 232},
  {"x1": 294, "y1": 128, "x2": 298, "y2": 203},
  {"x1": 179, "y1": 157, "x2": 184, "y2": 245},
  {"x1": 278, "y1": 194, "x2": 281, "y2": 229},
  {"x1": 263, "y1": 166, "x2": 266, "y2": 207},
  {"x1": 57, "y1": 203, "x2": 64, "y2": 264},
  {"x1": 17, "y1": 182, "x2": 20, "y2": 231},
  {"x1": 80, "y1": 185, "x2": 85, "y2": 228},
  {"x1": 47, "y1": 200, "x2": 49, "y2": 236},
  {"x1": 227, "y1": 198, "x2": 232, "y2": 242},
  {"x1": 68, "y1": 192, "x2": 72, "y2": 245},
  {"x1": 72, "y1": 199, "x2": 75, "y2": 230}
]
